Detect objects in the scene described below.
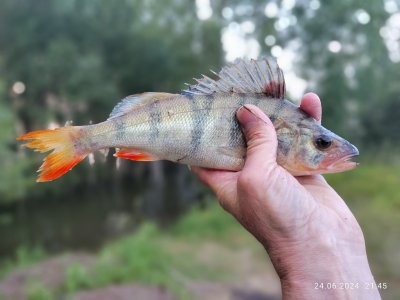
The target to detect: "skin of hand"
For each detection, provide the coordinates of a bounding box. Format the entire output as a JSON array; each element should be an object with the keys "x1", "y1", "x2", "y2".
[{"x1": 192, "y1": 93, "x2": 380, "y2": 299}]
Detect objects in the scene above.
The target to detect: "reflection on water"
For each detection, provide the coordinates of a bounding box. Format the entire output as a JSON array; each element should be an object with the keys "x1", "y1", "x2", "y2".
[
  {"x1": 0, "y1": 188, "x2": 139, "y2": 258},
  {"x1": 0, "y1": 162, "x2": 204, "y2": 260}
]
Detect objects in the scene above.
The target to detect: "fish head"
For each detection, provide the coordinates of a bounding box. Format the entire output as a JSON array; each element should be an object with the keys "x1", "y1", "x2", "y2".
[{"x1": 277, "y1": 117, "x2": 359, "y2": 176}]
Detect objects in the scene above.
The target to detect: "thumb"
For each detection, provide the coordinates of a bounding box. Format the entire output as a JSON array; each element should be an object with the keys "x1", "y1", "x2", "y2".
[{"x1": 236, "y1": 105, "x2": 278, "y2": 171}]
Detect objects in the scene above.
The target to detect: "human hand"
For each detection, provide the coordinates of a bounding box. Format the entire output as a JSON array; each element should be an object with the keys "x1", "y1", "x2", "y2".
[{"x1": 193, "y1": 93, "x2": 380, "y2": 299}]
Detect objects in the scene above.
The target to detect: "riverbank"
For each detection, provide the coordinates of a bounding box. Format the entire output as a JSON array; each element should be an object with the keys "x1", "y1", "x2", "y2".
[{"x1": 1, "y1": 164, "x2": 399, "y2": 299}]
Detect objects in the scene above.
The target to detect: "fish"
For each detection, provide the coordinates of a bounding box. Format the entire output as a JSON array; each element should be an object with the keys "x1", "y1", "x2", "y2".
[{"x1": 17, "y1": 57, "x2": 359, "y2": 182}]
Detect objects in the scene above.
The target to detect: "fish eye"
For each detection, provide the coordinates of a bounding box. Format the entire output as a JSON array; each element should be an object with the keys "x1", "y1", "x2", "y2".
[{"x1": 315, "y1": 135, "x2": 332, "y2": 150}]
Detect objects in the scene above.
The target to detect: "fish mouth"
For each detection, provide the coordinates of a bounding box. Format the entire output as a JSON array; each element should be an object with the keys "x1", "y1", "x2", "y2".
[{"x1": 327, "y1": 150, "x2": 359, "y2": 173}]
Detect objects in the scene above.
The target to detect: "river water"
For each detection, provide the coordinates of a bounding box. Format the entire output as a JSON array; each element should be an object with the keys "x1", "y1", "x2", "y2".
[{"x1": 0, "y1": 162, "x2": 204, "y2": 261}]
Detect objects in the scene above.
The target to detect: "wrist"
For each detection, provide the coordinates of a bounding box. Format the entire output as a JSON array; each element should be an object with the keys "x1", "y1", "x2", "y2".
[{"x1": 268, "y1": 236, "x2": 380, "y2": 299}]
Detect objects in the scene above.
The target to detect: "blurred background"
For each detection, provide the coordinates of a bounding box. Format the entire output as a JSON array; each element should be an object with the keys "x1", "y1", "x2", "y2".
[{"x1": 0, "y1": 0, "x2": 399, "y2": 299}]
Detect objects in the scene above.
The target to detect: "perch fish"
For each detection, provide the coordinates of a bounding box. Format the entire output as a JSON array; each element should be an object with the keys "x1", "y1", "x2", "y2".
[{"x1": 17, "y1": 57, "x2": 359, "y2": 182}]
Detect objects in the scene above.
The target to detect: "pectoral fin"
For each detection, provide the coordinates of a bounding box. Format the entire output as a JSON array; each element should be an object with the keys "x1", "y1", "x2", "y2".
[{"x1": 114, "y1": 148, "x2": 160, "y2": 161}]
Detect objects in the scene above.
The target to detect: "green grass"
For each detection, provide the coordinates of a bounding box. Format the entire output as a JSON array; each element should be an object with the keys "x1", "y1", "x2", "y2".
[
  {"x1": 0, "y1": 246, "x2": 47, "y2": 279},
  {"x1": 326, "y1": 163, "x2": 400, "y2": 298},
  {"x1": 64, "y1": 262, "x2": 92, "y2": 293},
  {"x1": 83, "y1": 224, "x2": 192, "y2": 298},
  {"x1": 326, "y1": 163, "x2": 400, "y2": 209},
  {"x1": 0, "y1": 204, "x2": 249, "y2": 300},
  {"x1": 60, "y1": 207, "x2": 248, "y2": 299},
  {"x1": 26, "y1": 280, "x2": 54, "y2": 300},
  {"x1": 169, "y1": 202, "x2": 242, "y2": 241}
]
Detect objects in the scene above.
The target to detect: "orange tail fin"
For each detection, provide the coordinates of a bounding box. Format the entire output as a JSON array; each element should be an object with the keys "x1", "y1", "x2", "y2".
[{"x1": 17, "y1": 127, "x2": 88, "y2": 182}]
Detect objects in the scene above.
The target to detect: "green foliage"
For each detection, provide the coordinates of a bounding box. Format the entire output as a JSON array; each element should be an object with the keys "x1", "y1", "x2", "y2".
[
  {"x1": 94, "y1": 224, "x2": 171, "y2": 285},
  {"x1": 2, "y1": 172, "x2": 399, "y2": 299},
  {"x1": 64, "y1": 263, "x2": 92, "y2": 293},
  {"x1": 55, "y1": 206, "x2": 246, "y2": 297},
  {"x1": 219, "y1": 0, "x2": 399, "y2": 145},
  {"x1": 1, "y1": 206, "x2": 245, "y2": 299},
  {"x1": 26, "y1": 281, "x2": 54, "y2": 300},
  {"x1": 0, "y1": 94, "x2": 34, "y2": 203},
  {"x1": 326, "y1": 163, "x2": 400, "y2": 279},
  {"x1": 0, "y1": 246, "x2": 47, "y2": 278},
  {"x1": 361, "y1": 92, "x2": 400, "y2": 146},
  {"x1": 0, "y1": 0, "x2": 222, "y2": 124},
  {"x1": 59, "y1": 223, "x2": 193, "y2": 298},
  {"x1": 55, "y1": 204, "x2": 262, "y2": 297},
  {"x1": 170, "y1": 202, "x2": 240, "y2": 241},
  {"x1": 0, "y1": 0, "x2": 223, "y2": 203},
  {"x1": 0, "y1": 0, "x2": 398, "y2": 206},
  {"x1": 326, "y1": 163, "x2": 400, "y2": 209},
  {"x1": 15, "y1": 246, "x2": 47, "y2": 266},
  {"x1": 287, "y1": 1, "x2": 391, "y2": 138}
]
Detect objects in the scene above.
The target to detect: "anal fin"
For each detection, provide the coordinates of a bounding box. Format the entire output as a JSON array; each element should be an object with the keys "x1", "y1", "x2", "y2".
[{"x1": 114, "y1": 148, "x2": 160, "y2": 161}]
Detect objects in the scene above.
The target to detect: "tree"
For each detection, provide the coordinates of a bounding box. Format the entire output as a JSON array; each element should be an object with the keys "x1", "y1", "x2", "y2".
[
  {"x1": 211, "y1": 0, "x2": 399, "y2": 145},
  {"x1": 0, "y1": 0, "x2": 224, "y2": 207}
]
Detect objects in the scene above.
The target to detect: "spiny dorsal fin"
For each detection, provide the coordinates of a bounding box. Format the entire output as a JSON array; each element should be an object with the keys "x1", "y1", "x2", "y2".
[
  {"x1": 108, "y1": 92, "x2": 173, "y2": 119},
  {"x1": 182, "y1": 57, "x2": 286, "y2": 99}
]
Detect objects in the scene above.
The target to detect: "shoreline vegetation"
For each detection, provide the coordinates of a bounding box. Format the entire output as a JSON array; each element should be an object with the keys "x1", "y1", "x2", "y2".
[{"x1": 1, "y1": 163, "x2": 399, "y2": 300}]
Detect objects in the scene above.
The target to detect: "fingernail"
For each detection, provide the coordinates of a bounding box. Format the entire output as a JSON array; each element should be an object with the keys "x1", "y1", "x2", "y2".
[{"x1": 237, "y1": 105, "x2": 269, "y2": 125}]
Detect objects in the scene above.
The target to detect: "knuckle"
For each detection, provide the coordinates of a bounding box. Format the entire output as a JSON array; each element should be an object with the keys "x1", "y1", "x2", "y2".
[{"x1": 246, "y1": 128, "x2": 269, "y2": 142}]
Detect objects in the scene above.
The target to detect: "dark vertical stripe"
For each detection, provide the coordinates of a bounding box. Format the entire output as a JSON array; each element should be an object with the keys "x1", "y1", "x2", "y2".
[
  {"x1": 185, "y1": 93, "x2": 194, "y2": 101},
  {"x1": 238, "y1": 95, "x2": 246, "y2": 106},
  {"x1": 269, "y1": 99, "x2": 284, "y2": 123},
  {"x1": 229, "y1": 95, "x2": 246, "y2": 147},
  {"x1": 253, "y1": 93, "x2": 263, "y2": 106},
  {"x1": 277, "y1": 136, "x2": 290, "y2": 156},
  {"x1": 189, "y1": 95, "x2": 213, "y2": 154},
  {"x1": 149, "y1": 100, "x2": 161, "y2": 142},
  {"x1": 114, "y1": 118, "x2": 125, "y2": 141},
  {"x1": 229, "y1": 113, "x2": 242, "y2": 147}
]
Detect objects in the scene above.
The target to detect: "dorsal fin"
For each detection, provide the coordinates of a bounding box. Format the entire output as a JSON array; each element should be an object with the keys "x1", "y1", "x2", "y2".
[
  {"x1": 182, "y1": 57, "x2": 286, "y2": 99},
  {"x1": 108, "y1": 92, "x2": 173, "y2": 119}
]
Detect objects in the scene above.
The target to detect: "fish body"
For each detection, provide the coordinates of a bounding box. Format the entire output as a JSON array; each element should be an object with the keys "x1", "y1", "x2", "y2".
[
  {"x1": 17, "y1": 58, "x2": 359, "y2": 182},
  {"x1": 83, "y1": 93, "x2": 282, "y2": 170}
]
